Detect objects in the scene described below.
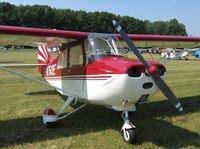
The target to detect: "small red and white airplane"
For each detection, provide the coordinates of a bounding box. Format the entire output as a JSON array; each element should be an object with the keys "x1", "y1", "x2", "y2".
[{"x1": 0, "y1": 20, "x2": 200, "y2": 144}]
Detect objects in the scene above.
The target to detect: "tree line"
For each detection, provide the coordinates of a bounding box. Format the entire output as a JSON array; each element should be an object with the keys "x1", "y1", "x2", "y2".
[{"x1": 0, "y1": 2, "x2": 187, "y2": 35}]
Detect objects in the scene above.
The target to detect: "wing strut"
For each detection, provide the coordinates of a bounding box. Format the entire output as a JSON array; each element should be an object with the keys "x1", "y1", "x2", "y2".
[{"x1": 0, "y1": 66, "x2": 80, "y2": 98}]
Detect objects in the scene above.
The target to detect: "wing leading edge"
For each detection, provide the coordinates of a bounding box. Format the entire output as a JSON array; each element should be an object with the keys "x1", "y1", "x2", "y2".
[
  {"x1": 0, "y1": 25, "x2": 200, "y2": 48},
  {"x1": 126, "y1": 34, "x2": 200, "y2": 48},
  {"x1": 0, "y1": 25, "x2": 88, "y2": 46}
]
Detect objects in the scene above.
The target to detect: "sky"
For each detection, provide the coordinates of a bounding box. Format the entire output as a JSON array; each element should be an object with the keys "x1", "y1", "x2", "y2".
[{"x1": 1, "y1": 0, "x2": 200, "y2": 36}]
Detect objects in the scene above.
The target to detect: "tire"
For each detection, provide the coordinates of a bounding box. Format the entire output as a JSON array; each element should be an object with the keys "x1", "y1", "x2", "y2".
[{"x1": 122, "y1": 128, "x2": 137, "y2": 144}]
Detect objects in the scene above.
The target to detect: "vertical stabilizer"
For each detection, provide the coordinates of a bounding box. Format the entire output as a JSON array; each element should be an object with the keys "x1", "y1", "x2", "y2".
[{"x1": 38, "y1": 46, "x2": 52, "y2": 74}]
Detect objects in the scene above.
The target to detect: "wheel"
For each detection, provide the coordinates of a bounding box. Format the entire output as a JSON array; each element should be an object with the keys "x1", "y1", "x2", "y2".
[
  {"x1": 43, "y1": 108, "x2": 58, "y2": 128},
  {"x1": 122, "y1": 128, "x2": 137, "y2": 144}
]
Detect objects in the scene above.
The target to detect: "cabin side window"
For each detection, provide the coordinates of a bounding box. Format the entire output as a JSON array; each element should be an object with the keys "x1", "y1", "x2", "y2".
[
  {"x1": 57, "y1": 43, "x2": 84, "y2": 69},
  {"x1": 57, "y1": 49, "x2": 68, "y2": 68},
  {"x1": 69, "y1": 45, "x2": 83, "y2": 67}
]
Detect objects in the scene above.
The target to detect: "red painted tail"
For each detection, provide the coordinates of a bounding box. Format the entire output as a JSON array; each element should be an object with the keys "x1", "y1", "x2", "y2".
[{"x1": 38, "y1": 46, "x2": 52, "y2": 74}]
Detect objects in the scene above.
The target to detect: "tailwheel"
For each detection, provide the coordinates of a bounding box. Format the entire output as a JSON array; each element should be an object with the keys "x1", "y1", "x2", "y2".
[
  {"x1": 43, "y1": 108, "x2": 58, "y2": 128},
  {"x1": 122, "y1": 128, "x2": 137, "y2": 144}
]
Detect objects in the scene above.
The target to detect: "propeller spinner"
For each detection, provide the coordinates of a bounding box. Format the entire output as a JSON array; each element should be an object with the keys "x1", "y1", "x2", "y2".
[{"x1": 112, "y1": 20, "x2": 183, "y2": 112}]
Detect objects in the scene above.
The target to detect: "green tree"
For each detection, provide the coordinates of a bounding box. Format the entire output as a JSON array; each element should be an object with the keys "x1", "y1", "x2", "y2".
[
  {"x1": 0, "y1": 2, "x2": 15, "y2": 25},
  {"x1": 167, "y1": 19, "x2": 187, "y2": 36},
  {"x1": 0, "y1": 2, "x2": 188, "y2": 36}
]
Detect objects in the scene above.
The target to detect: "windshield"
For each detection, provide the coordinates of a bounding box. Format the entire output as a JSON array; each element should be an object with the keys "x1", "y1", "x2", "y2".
[{"x1": 87, "y1": 33, "x2": 128, "y2": 63}]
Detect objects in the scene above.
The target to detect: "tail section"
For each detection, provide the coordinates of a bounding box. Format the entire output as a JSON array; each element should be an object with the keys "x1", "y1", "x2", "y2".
[{"x1": 38, "y1": 46, "x2": 52, "y2": 74}]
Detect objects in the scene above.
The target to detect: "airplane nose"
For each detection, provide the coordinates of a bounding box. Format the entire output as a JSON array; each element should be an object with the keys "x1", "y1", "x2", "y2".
[{"x1": 128, "y1": 65, "x2": 166, "y2": 78}]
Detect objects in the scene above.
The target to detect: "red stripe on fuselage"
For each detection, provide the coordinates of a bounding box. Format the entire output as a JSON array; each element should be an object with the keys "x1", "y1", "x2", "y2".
[{"x1": 45, "y1": 75, "x2": 112, "y2": 80}]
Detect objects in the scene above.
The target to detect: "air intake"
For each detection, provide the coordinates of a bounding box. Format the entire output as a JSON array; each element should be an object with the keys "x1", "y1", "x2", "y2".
[{"x1": 128, "y1": 66, "x2": 142, "y2": 77}]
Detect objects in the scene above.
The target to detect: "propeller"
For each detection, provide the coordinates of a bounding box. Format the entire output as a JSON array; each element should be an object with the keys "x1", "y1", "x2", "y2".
[{"x1": 112, "y1": 20, "x2": 183, "y2": 112}]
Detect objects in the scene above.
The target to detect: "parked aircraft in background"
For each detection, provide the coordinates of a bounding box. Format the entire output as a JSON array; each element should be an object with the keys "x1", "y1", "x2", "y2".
[{"x1": 161, "y1": 48, "x2": 189, "y2": 60}]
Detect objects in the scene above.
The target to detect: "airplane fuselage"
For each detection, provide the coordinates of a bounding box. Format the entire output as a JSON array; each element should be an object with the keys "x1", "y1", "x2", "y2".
[{"x1": 44, "y1": 55, "x2": 166, "y2": 111}]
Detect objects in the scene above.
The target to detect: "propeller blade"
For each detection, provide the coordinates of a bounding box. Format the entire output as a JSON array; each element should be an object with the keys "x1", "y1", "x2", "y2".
[
  {"x1": 112, "y1": 20, "x2": 183, "y2": 112},
  {"x1": 112, "y1": 20, "x2": 149, "y2": 69},
  {"x1": 151, "y1": 73, "x2": 183, "y2": 111}
]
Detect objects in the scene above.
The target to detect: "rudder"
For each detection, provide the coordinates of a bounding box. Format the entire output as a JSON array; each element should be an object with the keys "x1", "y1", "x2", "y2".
[{"x1": 38, "y1": 46, "x2": 52, "y2": 74}]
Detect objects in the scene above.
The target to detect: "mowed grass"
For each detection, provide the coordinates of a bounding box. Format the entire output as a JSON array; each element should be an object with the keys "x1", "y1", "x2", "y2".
[{"x1": 0, "y1": 50, "x2": 200, "y2": 149}]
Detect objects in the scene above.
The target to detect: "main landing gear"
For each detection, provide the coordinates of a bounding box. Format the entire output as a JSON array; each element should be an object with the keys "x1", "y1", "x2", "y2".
[
  {"x1": 42, "y1": 96, "x2": 87, "y2": 128},
  {"x1": 121, "y1": 111, "x2": 137, "y2": 144},
  {"x1": 42, "y1": 96, "x2": 136, "y2": 144}
]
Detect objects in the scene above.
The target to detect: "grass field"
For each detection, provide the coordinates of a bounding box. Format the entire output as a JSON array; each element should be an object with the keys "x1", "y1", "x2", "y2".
[{"x1": 0, "y1": 50, "x2": 200, "y2": 149}]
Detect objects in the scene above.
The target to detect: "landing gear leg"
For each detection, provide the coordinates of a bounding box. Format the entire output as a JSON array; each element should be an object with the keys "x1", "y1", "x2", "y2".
[
  {"x1": 121, "y1": 111, "x2": 137, "y2": 144},
  {"x1": 43, "y1": 96, "x2": 87, "y2": 128}
]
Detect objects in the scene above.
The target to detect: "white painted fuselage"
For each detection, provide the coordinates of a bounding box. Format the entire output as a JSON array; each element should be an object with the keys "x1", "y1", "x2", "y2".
[{"x1": 45, "y1": 72, "x2": 165, "y2": 111}]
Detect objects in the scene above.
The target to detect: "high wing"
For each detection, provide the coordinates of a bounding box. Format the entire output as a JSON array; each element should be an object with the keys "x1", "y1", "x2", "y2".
[
  {"x1": 0, "y1": 25, "x2": 88, "y2": 47},
  {"x1": 126, "y1": 34, "x2": 200, "y2": 48},
  {"x1": 1, "y1": 25, "x2": 200, "y2": 48}
]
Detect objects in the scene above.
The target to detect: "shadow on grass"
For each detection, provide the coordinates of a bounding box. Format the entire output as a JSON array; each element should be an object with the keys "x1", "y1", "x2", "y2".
[
  {"x1": 25, "y1": 90, "x2": 57, "y2": 96},
  {"x1": 0, "y1": 95, "x2": 200, "y2": 148},
  {"x1": 135, "y1": 95, "x2": 200, "y2": 148},
  {"x1": 183, "y1": 59, "x2": 200, "y2": 61}
]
